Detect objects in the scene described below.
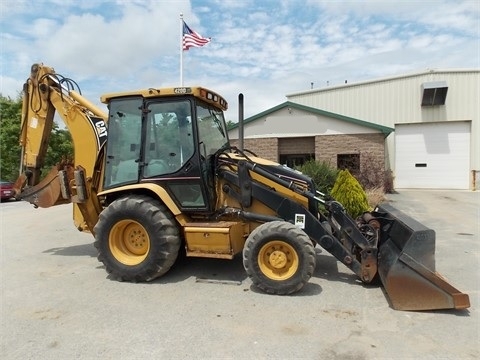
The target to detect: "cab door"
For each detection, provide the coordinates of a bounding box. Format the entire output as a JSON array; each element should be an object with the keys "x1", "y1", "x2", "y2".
[
  {"x1": 195, "y1": 101, "x2": 230, "y2": 211},
  {"x1": 103, "y1": 97, "x2": 143, "y2": 189},
  {"x1": 143, "y1": 100, "x2": 210, "y2": 211}
]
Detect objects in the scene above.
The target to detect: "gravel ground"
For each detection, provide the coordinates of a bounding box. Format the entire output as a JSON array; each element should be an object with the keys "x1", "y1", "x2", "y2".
[{"x1": 1, "y1": 190, "x2": 478, "y2": 360}]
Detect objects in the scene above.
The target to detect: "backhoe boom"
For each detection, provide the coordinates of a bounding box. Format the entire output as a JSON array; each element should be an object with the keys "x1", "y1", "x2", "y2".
[{"x1": 16, "y1": 63, "x2": 107, "y2": 231}]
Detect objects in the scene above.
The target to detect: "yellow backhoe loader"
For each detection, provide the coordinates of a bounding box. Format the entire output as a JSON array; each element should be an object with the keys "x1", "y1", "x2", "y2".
[{"x1": 15, "y1": 63, "x2": 470, "y2": 311}]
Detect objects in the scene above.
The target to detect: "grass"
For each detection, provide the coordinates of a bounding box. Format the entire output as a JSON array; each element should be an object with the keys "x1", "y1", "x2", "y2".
[{"x1": 365, "y1": 186, "x2": 387, "y2": 209}]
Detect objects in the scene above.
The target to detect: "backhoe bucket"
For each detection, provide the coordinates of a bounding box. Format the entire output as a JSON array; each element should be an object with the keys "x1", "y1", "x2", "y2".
[
  {"x1": 15, "y1": 165, "x2": 72, "y2": 208},
  {"x1": 376, "y1": 203, "x2": 470, "y2": 311}
]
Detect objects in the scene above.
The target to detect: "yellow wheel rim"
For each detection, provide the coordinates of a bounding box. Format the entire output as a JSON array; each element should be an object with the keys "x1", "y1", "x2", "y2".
[
  {"x1": 258, "y1": 240, "x2": 299, "y2": 281},
  {"x1": 109, "y1": 220, "x2": 150, "y2": 266}
]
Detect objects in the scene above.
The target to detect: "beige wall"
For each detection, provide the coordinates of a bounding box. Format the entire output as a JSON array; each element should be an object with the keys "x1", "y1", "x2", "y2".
[{"x1": 229, "y1": 107, "x2": 378, "y2": 140}]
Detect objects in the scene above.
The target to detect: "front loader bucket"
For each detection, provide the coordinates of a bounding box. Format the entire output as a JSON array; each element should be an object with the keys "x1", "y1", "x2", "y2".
[{"x1": 376, "y1": 203, "x2": 470, "y2": 311}]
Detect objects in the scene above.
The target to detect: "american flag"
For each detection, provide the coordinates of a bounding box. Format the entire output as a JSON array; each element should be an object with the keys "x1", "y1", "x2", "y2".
[{"x1": 182, "y1": 20, "x2": 211, "y2": 51}]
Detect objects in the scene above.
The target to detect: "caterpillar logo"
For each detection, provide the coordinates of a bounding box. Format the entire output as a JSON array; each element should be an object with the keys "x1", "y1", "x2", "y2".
[
  {"x1": 89, "y1": 116, "x2": 108, "y2": 148},
  {"x1": 95, "y1": 120, "x2": 107, "y2": 138}
]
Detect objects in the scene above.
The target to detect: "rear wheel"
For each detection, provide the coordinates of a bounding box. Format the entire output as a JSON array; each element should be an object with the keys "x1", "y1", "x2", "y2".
[
  {"x1": 93, "y1": 195, "x2": 181, "y2": 282},
  {"x1": 243, "y1": 221, "x2": 316, "y2": 295}
]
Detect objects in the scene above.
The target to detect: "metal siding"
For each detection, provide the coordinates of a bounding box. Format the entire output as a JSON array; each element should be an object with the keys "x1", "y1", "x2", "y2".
[
  {"x1": 288, "y1": 71, "x2": 479, "y2": 126},
  {"x1": 288, "y1": 70, "x2": 479, "y2": 187}
]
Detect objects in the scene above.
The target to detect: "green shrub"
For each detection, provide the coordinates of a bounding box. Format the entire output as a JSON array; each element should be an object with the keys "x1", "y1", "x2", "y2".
[
  {"x1": 331, "y1": 169, "x2": 370, "y2": 218},
  {"x1": 295, "y1": 159, "x2": 339, "y2": 195}
]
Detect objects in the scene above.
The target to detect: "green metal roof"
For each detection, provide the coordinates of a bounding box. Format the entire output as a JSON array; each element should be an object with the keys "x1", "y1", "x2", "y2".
[{"x1": 229, "y1": 101, "x2": 394, "y2": 135}]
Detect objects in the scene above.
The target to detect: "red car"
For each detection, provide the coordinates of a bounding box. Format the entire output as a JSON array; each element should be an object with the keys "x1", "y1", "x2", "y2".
[{"x1": 0, "y1": 180, "x2": 16, "y2": 201}]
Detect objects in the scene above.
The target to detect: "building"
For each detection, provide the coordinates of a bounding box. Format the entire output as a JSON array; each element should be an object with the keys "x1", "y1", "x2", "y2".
[
  {"x1": 228, "y1": 102, "x2": 393, "y2": 182},
  {"x1": 229, "y1": 69, "x2": 479, "y2": 190}
]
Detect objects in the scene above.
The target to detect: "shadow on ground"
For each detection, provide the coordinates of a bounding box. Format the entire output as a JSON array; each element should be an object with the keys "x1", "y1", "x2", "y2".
[
  {"x1": 43, "y1": 243, "x2": 97, "y2": 257},
  {"x1": 43, "y1": 242, "x2": 365, "y2": 296},
  {"x1": 313, "y1": 252, "x2": 363, "y2": 286}
]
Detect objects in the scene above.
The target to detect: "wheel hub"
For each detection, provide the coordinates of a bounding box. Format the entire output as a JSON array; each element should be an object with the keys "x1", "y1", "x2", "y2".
[
  {"x1": 125, "y1": 225, "x2": 148, "y2": 255},
  {"x1": 109, "y1": 220, "x2": 150, "y2": 265},
  {"x1": 258, "y1": 240, "x2": 299, "y2": 280},
  {"x1": 269, "y1": 250, "x2": 288, "y2": 268}
]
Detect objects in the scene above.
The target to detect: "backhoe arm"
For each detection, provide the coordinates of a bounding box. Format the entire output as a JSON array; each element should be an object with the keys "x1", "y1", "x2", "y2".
[{"x1": 16, "y1": 63, "x2": 108, "y2": 232}]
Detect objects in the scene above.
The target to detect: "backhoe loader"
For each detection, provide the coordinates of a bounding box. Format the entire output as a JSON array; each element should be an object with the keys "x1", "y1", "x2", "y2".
[{"x1": 15, "y1": 63, "x2": 469, "y2": 311}]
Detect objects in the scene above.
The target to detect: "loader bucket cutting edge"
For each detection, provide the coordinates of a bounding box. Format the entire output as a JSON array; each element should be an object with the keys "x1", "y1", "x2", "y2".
[{"x1": 376, "y1": 203, "x2": 470, "y2": 311}]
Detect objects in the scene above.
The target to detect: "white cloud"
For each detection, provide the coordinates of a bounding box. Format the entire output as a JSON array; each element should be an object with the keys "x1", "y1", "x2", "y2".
[{"x1": 1, "y1": 0, "x2": 478, "y2": 121}]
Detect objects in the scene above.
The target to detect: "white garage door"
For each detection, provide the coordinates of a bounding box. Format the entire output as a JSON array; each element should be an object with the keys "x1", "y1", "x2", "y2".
[{"x1": 395, "y1": 121, "x2": 470, "y2": 189}]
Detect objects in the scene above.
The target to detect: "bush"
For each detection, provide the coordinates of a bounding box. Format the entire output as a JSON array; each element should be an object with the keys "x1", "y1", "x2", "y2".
[
  {"x1": 365, "y1": 186, "x2": 386, "y2": 208},
  {"x1": 331, "y1": 169, "x2": 370, "y2": 218},
  {"x1": 354, "y1": 151, "x2": 396, "y2": 196},
  {"x1": 295, "y1": 159, "x2": 339, "y2": 195},
  {"x1": 383, "y1": 169, "x2": 395, "y2": 194},
  {"x1": 355, "y1": 151, "x2": 385, "y2": 191}
]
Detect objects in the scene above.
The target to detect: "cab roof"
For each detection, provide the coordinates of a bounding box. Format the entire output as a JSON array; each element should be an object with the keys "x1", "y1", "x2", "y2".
[{"x1": 100, "y1": 86, "x2": 228, "y2": 111}]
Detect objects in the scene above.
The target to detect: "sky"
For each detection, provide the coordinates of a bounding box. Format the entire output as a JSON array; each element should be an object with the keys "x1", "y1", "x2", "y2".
[{"x1": 1, "y1": 0, "x2": 479, "y2": 122}]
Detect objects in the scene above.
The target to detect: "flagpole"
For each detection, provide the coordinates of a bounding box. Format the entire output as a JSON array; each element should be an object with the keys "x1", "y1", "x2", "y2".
[{"x1": 180, "y1": 13, "x2": 184, "y2": 86}]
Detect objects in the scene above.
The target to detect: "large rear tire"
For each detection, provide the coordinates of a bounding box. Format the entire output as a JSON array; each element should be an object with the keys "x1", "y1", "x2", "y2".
[
  {"x1": 243, "y1": 221, "x2": 316, "y2": 295},
  {"x1": 93, "y1": 195, "x2": 181, "y2": 282}
]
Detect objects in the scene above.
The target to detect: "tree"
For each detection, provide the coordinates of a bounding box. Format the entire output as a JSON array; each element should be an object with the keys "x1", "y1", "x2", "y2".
[
  {"x1": 0, "y1": 95, "x2": 73, "y2": 181},
  {"x1": 226, "y1": 120, "x2": 236, "y2": 130},
  {"x1": 0, "y1": 96, "x2": 22, "y2": 181},
  {"x1": 331, "y1": 169, "x2": 370, "y2": 218},
  {"x1": 43, "y1": 127, "x2": 74, "y2": 174}
]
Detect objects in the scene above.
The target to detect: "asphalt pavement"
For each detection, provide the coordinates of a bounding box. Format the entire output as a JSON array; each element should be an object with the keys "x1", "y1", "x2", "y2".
[{"x1": 1, "y1": 190, "x2": 479, "y2": 359}]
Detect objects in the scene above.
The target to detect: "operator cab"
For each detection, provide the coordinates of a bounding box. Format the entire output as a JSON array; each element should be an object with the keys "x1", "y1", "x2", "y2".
[{"x1": 101, "y1": 87, "x2": 229, "y2": 213}]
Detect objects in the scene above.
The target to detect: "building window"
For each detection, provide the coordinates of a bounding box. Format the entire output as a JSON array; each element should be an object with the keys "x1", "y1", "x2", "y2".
[
  {"x1": 280, "y1": 154, "x2": 314, "y2": 168},
  {"x1": 337, "y1": 153, "x2": 360, "y2": 174}
]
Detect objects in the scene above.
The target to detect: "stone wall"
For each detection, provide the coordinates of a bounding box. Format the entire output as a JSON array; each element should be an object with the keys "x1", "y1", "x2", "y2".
[
  {"x1": 278, "y1": 137, "x2": 315, "y2": 155},
  {"x1": 230, "y1": 138, "x2": 279, "y2": 161},
  {"x1": 231, "y1": 133, "x2": 385, "y2": 170},
  {"x1": 315, "y1": 133, "x2": 385, "y2": 170}
]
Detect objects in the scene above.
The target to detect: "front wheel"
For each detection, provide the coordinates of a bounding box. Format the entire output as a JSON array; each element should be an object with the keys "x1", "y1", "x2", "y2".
[
  {"x1": 93, "y1": 195, "x2": 181, "y2": 282},
  {"x1": 243, "y1": 221, "x2": 316, "y2": 295}
]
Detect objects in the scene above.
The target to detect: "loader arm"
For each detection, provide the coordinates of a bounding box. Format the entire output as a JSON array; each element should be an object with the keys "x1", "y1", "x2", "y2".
[
  {"x1": 16, "y1": 63, "x2": 108, "y2": 232},
  {"x1": 216, "y1": 151, "x2": 470, "y2": 311},
  {"x1": 218, "y1": 161, "x2": 375, "y2": 282}
]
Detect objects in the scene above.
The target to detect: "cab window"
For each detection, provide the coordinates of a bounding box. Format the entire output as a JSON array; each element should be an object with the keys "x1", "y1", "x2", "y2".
[{"x1": 143, "y1": 100, "x2": 194, "y2": 177}]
